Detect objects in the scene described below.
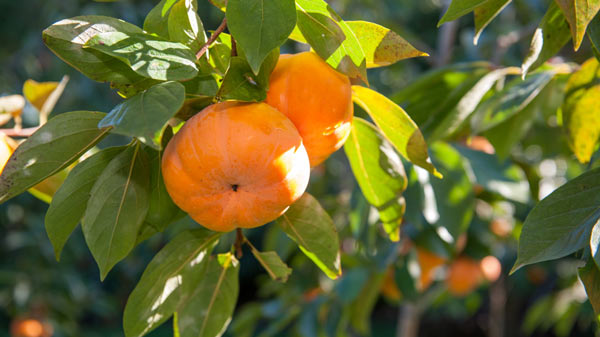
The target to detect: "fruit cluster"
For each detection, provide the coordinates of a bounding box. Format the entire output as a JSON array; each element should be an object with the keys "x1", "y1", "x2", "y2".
[{"x1": 162, "y1": 52, "x2": 353, "y2": 232}]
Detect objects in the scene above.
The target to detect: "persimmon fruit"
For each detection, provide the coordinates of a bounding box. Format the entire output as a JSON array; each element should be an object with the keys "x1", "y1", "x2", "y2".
[
  {"x1": 480, "y1": 255, "x2": 502, "y2": 282},
  {"x1": 446, "y1": 257, "x2": 482, "y2": 296},
  {"x1": 10, "y1": 318, "x2": 52, "y2": 337},
  {"x1": 266, "y1": 52, "x2": 353, "y2": 167},
  {"x1": 416, "y1": 247, "x2": 447, "y2": 291},
  {"x1": 161, "y1": 101, "x2": 310, "y2": 232}
]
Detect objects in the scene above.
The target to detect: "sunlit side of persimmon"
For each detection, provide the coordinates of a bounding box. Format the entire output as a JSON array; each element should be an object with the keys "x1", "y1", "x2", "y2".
[{"x1": 266, "y1": 52, "x2": 353, "y2": 167}]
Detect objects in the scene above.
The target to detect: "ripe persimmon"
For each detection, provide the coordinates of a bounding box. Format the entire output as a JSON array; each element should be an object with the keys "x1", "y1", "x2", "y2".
[
  {"x1": 480, "y1": 255, "x2": 502, "y2": 282},
  {"x1": 416, "y1": 247, "x2": 446, "y2": 291},
  {"x1": 266, "y1": 52, "x2": 353, "y2": 167},
  {"x1": 10, "y1": 318, "x2": 52, "y2": 337},
  {"x1": 446, "y1": 257, "x2": 482, "y2": 296},
  {"x1": 161, "y1": 101, "x2": 310, "y2": 232}
]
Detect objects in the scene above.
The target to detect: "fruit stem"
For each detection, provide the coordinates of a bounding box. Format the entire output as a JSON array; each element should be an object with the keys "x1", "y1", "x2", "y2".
[
  {"x1": 234, "y1": 228, "x2": 244, "y2": 259},
  {"x1": 196, "y1": 17, "x2": 228, "y2": 60}
]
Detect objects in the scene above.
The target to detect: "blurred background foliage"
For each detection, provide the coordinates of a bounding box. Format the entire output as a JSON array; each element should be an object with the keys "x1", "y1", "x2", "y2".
[{"x1": 1, "y1": 0, "x2": 600, "y2": 336}]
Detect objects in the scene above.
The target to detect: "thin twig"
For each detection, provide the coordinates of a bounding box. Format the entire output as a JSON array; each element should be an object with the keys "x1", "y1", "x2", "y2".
[
  {"x1": 196, "y1": 18, "x2": 228, "y2": 60},
  {"x1": 0, "y1": 127, "x2": 39, "y2": 137},
  {"x1": 231, "y1": 36, "x2": 237, "y2": 57}
]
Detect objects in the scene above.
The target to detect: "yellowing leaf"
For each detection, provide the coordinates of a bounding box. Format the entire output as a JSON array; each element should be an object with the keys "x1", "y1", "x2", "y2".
[
  {"x1": 555, "y1": 0, "x2": 600, "y2": 50},
  {"x1": 346, "y1": 21, "x2": 428, "y2": 68},
  {"x1": 0, "y1": 95, "x2": 25, "y2": 117},
  {"x1": 562, "y1": 58, "x2": 600, "y2": 163},
  {"x1": 22, "y1": 80, "x2": 59, "y2": 111}
]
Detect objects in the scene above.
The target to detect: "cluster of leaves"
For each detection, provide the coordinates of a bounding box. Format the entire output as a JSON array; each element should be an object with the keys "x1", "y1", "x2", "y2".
[{"x1": 0, "y1": 0, "x2": 447, "y2": 336}]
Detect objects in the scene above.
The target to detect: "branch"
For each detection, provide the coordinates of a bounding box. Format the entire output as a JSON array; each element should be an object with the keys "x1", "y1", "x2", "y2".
[
  {"x1": 196, "y1": 18, "x2": 228, "y2": 60},
  {"x1": 0, "y1": 127, "x2": 39, "y2": 137},
  {"x1": 234, "y1": 228, "x2": 244, "y2": 259}
]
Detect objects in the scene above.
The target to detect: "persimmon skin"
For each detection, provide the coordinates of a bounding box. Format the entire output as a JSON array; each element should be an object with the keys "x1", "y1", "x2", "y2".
[
  {"x1": 416, "y1": 247, "x2": 447, "y2": 291},
  {"x1": 446, "y1": 257, "x2": 483, "y2": 296},
  {"x1": 266, "y1": 52, "x2": 353, "y2": 167},
  {"x1": 161, "y1": 101, "x2": 310, "y2": 232}
]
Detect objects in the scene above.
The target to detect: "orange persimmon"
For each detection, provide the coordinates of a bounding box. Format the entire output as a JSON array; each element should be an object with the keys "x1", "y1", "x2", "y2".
[
  {"x1": 161, "y1": 101, "x2": 310, "y2": 232},
  {"x1": 266, "y1": 52, "x2": 353, "y2": 167}
]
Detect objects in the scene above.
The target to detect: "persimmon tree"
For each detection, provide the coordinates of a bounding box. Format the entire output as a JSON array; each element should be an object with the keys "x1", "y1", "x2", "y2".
[{"x1": 1, "y1": 0, "x2": 600, "y2": 336}]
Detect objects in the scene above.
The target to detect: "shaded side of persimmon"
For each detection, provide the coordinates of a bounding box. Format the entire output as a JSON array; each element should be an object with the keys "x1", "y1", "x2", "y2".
[
  {"x1": 266, "y1": 52, "x2": 353, "y2": 167},
  {"x1": 161, "y1": 101, "x2": 310, "y2": 232}
]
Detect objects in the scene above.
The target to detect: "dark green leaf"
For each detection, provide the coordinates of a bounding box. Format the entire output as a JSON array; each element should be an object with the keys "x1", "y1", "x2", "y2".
[
  {"x1": 578, "y1": 259, "x2": 600, "y2": 317},
  {"x1": 455, "y1": 145, "x2": 530, "y2": 203},
  {"x1": 521, "y1": 2, "x2": 571, "y2": 77},
  {"x1": 512, "y1": 167, "x2": 600, "y2": 272},
  {"x1": 99, "y1": 82, "x2": 185, "y2": 149},
  {"x1": 589, "y1": 13, "x2": 600, "y2": 53},
  {"x1": 249, "y1": 247, "x2": 292, "y2": 282},
  {"x1": 344, "y1": 117, "x2": 407, "y2": 241},
  {"x1": 226, "y1": 0, "x2": 295, "y2": 74},
  {"x1": 177, "y1": 253, "x2": 240, "y2": 337},
  {"x1": 85, "y1": 32, "x2": 198, "y2": 81},
  {"x1": 426, "y1": 66, "x2": 519, "y2": 141},
  {"x1": 276, "y1": 193, "x2": 342, "y2": 279},
  {"x1": 471, "y1": 71, "x2": 554, "y2": 133},
  {"x1": 350, "y1": 271, "x2": 385, "y2": 334},
  {"x1": 137, "y1": 146, "x2": 185, "y2": 244},
  {"x1": 429, "y1": 143, "x2": 474, "y2": 240},
  {"x1": 123, "y1": 229, "x2": 221, "y2": 337},
  {"x1": 0, "y1": 111, "x2": 110, "y2": 203},
  {"x1": 217, "y1": 48, "x2": 279, "y2": 102},
  {"x1": 351, "y1": 85, "x2": 441, "y2": 177},
  {"x1": 295, "y1": 0, "x2": 368, "y2": 83},
  {"x1": 45, "y1": 147, "x2": 125, "y2": 260},
  {"x1": 182, "y1": 73, "x2": 219, "y2": 98},
  {"x1": 473, "y1": 0, "x2": 512, "y2": 44},
  {"x1": 82, "y1": 143, "x2": 150, "y2": 280},
  {"x1": 209, "y1": 0, "x2": 227, "y2": 10},
  {"x1": 42, "y1": 16, "x2": 149, "y2": 85},
  {"x1": 345, "y1": 21, "x2": 428, "y2": 68},
  {"x1": 438, "y1": 0, "x2": 488, "y2": 26}
]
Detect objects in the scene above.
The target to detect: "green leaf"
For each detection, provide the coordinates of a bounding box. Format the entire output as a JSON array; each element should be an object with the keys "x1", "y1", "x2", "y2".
[
  {"x1": 555, "y1": 0, "x2": 600, "y2": 50},
  {"x1": 426, "y1": 66, "x2": 520, "y2": 142},
  {"x1": 471, "y1": 71, "x2": 554, "y2": 133},
  {"x1": 0, "y1": 111, "x2": 110, "y2": 203},
  {"x1": 438, "y1": 0, "x2": 488, "y2": 26},
  {"x1": 473, "y1": 0, "x2": 512, "y2": 45},
  {"x1": 392, "y1": 62, "x2": 491, "y2": 128},
  {"x1": 144, "y1": 0, "x2": 207, "y2": 53},
  {"x1": 295, "y1": 0, "x2": 367, "y2": 83},
  {"x1": 588, "y1": 13, "x2": 600, "y2": 53},
  {"x1": 99, "y1": 82, "x2": 185, "y2": 149},
  {"x1": 226, "y1": 0, "x2": 296, "y2": 74},
  {"x1": 276, "y1": 193, "x2": 342, "y2": 279},
  {"x1": 521, "y1": 2, "x2": 571, "y2": 77},
  {"x1": 578, "y1": 259, "x2": 600, "y2": 317},
  {"x1": 45, "y1": 146, "x2": 125, "y2": 260},
  {"x1": 42, "y1": 16, "x2": 150, "y2": 85},
  {"x1": 429, "y1": 143, "x2": 474, "y2": 240},
  {"x1": 345, "y1": 21, "x2": 428, "y2": 68},
  {"x1": 455, "y1": 145, "x2": 530, "y2": 203},
  {"x1": 351, "y1": 85, "x2": 441, "y2": 178},
  {"x1": 123, "y1": 229, "x2": 221, "y2": 337},
  {"x1": 209, "y1": 0, "x2": 227, "y2": 11},
  {"x1": 82, "y1": 143, "x2": 150, "y2": 280},
  {"x1": 349, "y1": 271, "x2": 386, "y2": 334},
  {"x1": 344, "y1": 117, "x2": 407, "y2": 241},
  {"x1": 249, "y1": 246, "x2": 292, "y2": 282},
  {"x1": 137, "y1": 146, "x2": 185, "y2": 244},
  {"x1": 217, "y1": 48, "x2": 279, "y2": 102},
  {"x1": 512, "y1": 167, "x2": 600, "y2": 272},
  {"x1": 177, "y1": 253, "x2": 240, "y2": 337},
  {"x1": 84, "y1": 32, "x2": 198, "y2": 81},
  {"x1": 562, "y1": 57, "x2": 600, "y2": 163}
]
